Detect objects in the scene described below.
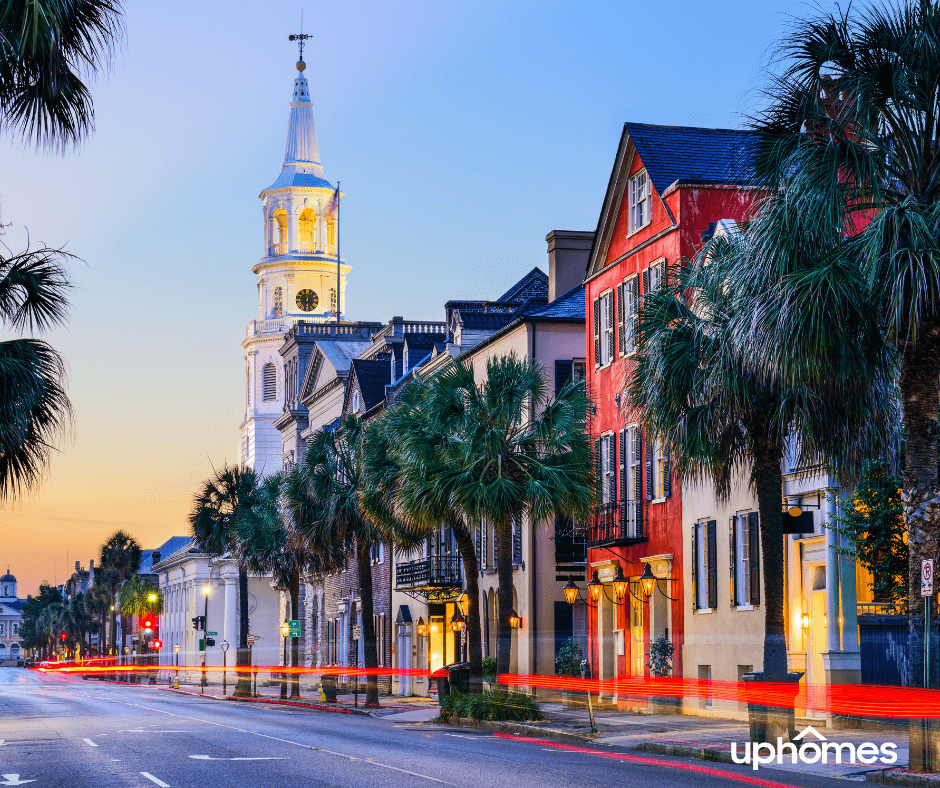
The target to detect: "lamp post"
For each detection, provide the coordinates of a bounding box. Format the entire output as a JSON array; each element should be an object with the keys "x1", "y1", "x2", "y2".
[
  {"x1": 173, "y1": 643, "x2": 180, "y2": 689},
  {"x1": 451, "y1": 611, "x2": 466, "y2": 661},
  {"x1": 280, "y1": 621, "x2": 289, "y2": 700},
  {"x1": 201, "y1": 584, "x2": 210, "y2": 690},
  {"x1": 221, "y1": 640, "x2": 230, "y2": 697}
]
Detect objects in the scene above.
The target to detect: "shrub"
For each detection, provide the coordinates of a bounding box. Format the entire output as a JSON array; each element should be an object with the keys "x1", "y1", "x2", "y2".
[
  {"x1": 647, "y1": 635, "x2": 674, "y2": 678},
  {"x1": 555, "y1": 636, "x2": 584, "y2": 678},
  {"x1": 481, "y1": 656, "x2": 497, "y2": 681},
  {"x1": 439, "y1": 690, "x2": 544, "y2": 722}
]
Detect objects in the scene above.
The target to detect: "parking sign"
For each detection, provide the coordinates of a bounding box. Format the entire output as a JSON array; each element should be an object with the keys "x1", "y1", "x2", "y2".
[{"x1": 923, "y1": 560, "x2": 934, "y2": 597}]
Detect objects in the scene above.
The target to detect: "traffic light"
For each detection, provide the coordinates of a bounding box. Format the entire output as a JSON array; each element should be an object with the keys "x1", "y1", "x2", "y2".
[
  {"x1": 205, "y1": 637, "x2": 216, "y2": 647},
  {"x1": 191, "y1": 616, "x2": 205, "y2": 631},
  {"x1": 152, "y1": 640, "x2": 162, "y2": 650},
  {"x1": 144, "y1": 619, "x2": 152, "y2": 628},
  {"x1": 60, "y1": 633, "x2": 66, "y2": 641}
]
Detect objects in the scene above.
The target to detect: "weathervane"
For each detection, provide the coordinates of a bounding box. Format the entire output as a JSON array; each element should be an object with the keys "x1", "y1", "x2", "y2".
[{"x1": 289, "y1": 28, "x2": 312, "y2": 65}]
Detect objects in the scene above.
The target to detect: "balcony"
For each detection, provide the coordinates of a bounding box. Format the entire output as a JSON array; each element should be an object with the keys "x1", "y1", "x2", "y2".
[
  {"x1": 299, "y1": 241, "x2": 316, "y2": 254},
  {"x1": 271, "y1": 242, "x2": 288, "y2": 256},
  {"x1": 396, "y1": 556, "x2": 461, "y2": 593},
  {"x1": 579, "y1": 500, "x2": 645, "y2": 548},
  {"x1": 246, "y1": 317, "x2": 294, "y2": 339}
]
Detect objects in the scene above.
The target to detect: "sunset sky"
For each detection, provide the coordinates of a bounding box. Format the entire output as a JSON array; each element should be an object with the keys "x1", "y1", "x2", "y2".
[{"x1": 0, "y1": 0, "x2": 838, "y2": 596}]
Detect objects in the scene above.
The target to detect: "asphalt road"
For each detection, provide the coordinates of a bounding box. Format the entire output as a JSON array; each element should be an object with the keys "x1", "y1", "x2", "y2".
[{"x1": 0, "y1": 668, "x2": 853, "y2": 788}]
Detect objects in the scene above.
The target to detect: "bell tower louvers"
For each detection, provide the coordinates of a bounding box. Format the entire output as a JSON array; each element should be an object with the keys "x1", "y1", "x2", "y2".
[{"x1": 240, "y1": 55, "x2": 350, "y2": 473}]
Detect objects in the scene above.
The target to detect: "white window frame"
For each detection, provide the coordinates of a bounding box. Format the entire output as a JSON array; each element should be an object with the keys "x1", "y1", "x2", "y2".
[
  {"x1": 696, "y1": 522, "x2": 710, "y2": 610},
  {"x1": 735, "y1": 513, "x2": 754, "y2": 610},
  {"x1": 625, "y1": 424, "x2": 640, "y2": 502},
  {"x1": 600, "y1": 432, "x2": 615, "y2": 504},
  {"x1": 628, "y1": 169, "x2": 651, "y2": 235},
  {"x1": 647, "y1": 259, "x2": 664, "y2": 293},
  {"x1": 598, "y1": 290, "x2": 613, "y2": 367},
  {"x1": 0, "y1": 623, "x2": 5, "y2": 636},
  {"x1": 651, "y1": 437, "x2": 665, "y2": 501},
  {"x1": 572, "y1": 359, "x2": 586, "y2": 383}
]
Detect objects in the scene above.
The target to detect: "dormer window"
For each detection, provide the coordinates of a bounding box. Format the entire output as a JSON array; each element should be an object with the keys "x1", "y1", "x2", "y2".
[
  {"x1": 628, "y1": 170, "x2": 650, "y2": 234},
  {"x1": 262, "y1": 362, "x2": 277, "y2": 401}
]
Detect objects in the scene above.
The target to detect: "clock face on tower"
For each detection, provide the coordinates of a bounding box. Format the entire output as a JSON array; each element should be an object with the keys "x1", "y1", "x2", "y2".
[{"x1": 296, "y1": 289, "x2": 319, "y2": 312}]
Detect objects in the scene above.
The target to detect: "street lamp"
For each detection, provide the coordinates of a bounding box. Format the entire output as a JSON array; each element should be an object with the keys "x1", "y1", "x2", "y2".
[
  {"x1": 639, "y1": 562, "x2": 658, "y2": 599},
  {"x1": 173, "y1": 643, "x2": 180, "y2": 688},
  {"x1": 221, "y1": 640, "x2": 230, "y2": 697},
  {"x1": 280, "y1": 621, "x2": 289, "y2": 700}
]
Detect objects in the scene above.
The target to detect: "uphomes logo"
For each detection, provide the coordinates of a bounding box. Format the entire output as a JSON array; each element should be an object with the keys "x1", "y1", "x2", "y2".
[{"x1": 731, "y1": 726, "x2": 898, "y2": 771}]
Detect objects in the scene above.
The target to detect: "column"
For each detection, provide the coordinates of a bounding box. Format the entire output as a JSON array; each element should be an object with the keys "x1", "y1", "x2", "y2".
[
  {"x1": 288, "y1": 201, "x2": 299, "y2": 253},
  {"x1": 824, "y1": 490, "x2": 840, "y2": 654},
  {"x1": 223, "y1": 575, "x2": 236, "y2": 685},
  {"x1": 823, "y1": 485, "x2": 862, "y2": 691}
]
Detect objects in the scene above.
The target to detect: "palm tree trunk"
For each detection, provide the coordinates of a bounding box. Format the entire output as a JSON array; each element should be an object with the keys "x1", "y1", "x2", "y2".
[
  {"x1": 453, "y1": 524, "x2": 483, "y2": 692},
  {"x1": 236, "y1": 566, "x2": 252, "y2": 697},
  {"x1": 355, "y1": 534, "x2": 380, "y2": 706},
  {"x1": 752, "y1": 436, "x2": 787, "y2": 680},
  {"x1": 900, "y1": 328, "x2": 940, "y2": 771},
  {"x1": 290, "y1": 567, "x2": 301, "y2": 699},
  {"x1": 495, "y1": 515, "x2": 515, "y2": 680}
]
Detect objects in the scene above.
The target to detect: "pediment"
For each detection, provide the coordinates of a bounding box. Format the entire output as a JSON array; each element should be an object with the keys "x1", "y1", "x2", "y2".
[
  {"x1": 585, "y1": 126, "x2": 637, "y2": 281},
  {"x1": 0, "y1": 603, "x2": 21, "y2": 616}
]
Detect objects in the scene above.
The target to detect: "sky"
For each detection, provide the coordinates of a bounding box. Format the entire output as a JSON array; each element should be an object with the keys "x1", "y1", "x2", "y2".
[{"x1": 0, "y1": 0, "x2": 841, "y2": 596}]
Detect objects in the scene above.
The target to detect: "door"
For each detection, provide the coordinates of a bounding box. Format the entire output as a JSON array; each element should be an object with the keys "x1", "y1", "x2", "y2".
[
  {"x1": 630, "y1": 581, "x2": 644, "y2": 676},
  {"x1": 397, "y1": 626, "x2": 412, "y2": 696},
  {"x1": 809, "y1": 590, "x2": 827, "y2": 715}
]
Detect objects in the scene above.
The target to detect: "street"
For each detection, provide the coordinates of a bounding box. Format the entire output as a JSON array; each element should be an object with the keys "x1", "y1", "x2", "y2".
[{"x1": 0, "y1": 669, "x2": 854, "y2": 788}]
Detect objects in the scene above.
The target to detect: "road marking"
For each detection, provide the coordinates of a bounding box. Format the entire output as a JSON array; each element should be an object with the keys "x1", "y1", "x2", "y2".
[
  {"x1": 140, "y1": 773, "x2": 169, "y2": 787},
  {"x1": 125, "y1": 701, "x2": 458, "y2": 785},
  {"x1": 189, "y1": 755, "x2": 287, "y2": 761},
  {"x1": 83, "y1": 738, "x2": 98, "y2": 746}
]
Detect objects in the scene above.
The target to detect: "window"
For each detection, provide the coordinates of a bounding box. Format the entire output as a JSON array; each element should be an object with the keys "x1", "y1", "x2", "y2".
[
  {"x1": 596, "y1": 434, "x2": 615, "y2": 504},
  {"x1": 693, "y1": 520, "x2": 717, "y2": 610},
  {"x1": 573, "y1": 360, "x2": 586, "y2": 383},
  {"x1": 373, "y1": 614, "x2": 386, "y2": 664},
  {"x1": 731, "y1": 513, "x2": 760, "y2": 607},
  {"x1": 0, "y1": 623, "x2": 5, "y2": 636},
  {"x1": 352, "y1": 390, "x2": 361, "y2": 412},
  {"x1": 12, "y1": 623, "x2": 17, "y2": 635},
  {"x1": 620, "y1": 426, "x2": 642, "y2": 537},
  {"x1": 262, "y1": 362, "x2": 277, "y2": 401},
  {"x1": 643, "y1": 260, "x2": 664, "y2": 295},
  {"x1": 629, "y1": 170, "x2": 650, "y2": 234},
  {"x1": 646, "y1": 435, "x2": 670, "y2": 500},
  {"x1": 371, "y1": 542, "x2": 385, "y2": 565},
  {"x1": 619, "y1": 276, "x2": 639, "y2": 356},
  {"x1": 593, "y1": 291, "x2": 615, "y2": 367},
  {"x1": 273, "y1": 285, "x2": 283, "y2": 318},
  {"x1": 554, "y1": 360, "x2": 586, "y2": 394}
]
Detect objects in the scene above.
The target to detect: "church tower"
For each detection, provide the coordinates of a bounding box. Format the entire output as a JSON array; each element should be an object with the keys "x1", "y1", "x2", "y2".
[{"x1": 240, "y1": 48, "x2": 350, "y2": 473}]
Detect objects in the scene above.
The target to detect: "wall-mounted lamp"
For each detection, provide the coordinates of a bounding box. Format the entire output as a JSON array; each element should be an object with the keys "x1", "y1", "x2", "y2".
[
  {"x1": 416, "y1": 617, "x2": 426, "y2": 637},
  {"x1": 509, "y1": 610, "x2": 522, "y2": 629},
  {"x1": 612, "y1": 566, "x2": 629, "y2": 602},
  {"x1": 638, "y1": 563, "x2": 657, "y2": 599},
  {"x1": 800, "y1": 613, "x2": 810, "y2": 629},
  {"x1": 457, "y1": 592, "x2": 469, "y2": 616},
  {"x1": 563, "y1": 577, "x2": 579, "y2": 605},
  {"x1": 587, "y1": 570, "x2": 603, "y2": 603},
  {"x1": 451, "y1": 612, "x2": 466, "y2": 633}
]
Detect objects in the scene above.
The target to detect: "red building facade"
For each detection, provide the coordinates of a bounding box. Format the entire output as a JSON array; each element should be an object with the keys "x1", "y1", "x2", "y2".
[{"x1": 581, "y1": 124, "x2": 758, "y2": 699}]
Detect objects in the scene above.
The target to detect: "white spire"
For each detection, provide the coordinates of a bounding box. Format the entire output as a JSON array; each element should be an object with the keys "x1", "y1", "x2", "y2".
[{"x1": 263, "y1": 60, "x2": 332, "y2": 192}]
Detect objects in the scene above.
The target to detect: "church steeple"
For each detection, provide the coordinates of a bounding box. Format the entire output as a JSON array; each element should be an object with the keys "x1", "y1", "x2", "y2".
[{"x1": 283, "y1": 61, "x2": 323, "y2": 174}]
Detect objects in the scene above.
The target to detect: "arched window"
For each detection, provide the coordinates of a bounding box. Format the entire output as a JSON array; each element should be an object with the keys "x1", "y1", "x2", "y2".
[
  {"x1": 298, "y1": 208, "x2": 316, "y2": 252},
  {"x1": 262, "y1": 362, "x2": 277, "y2": 401},
  {"x1": 273, "y1": 285, "x2": 283, "y2": 318},
  {"x1": 272, "y1": 210, "x2": 288, "y2": 254}
]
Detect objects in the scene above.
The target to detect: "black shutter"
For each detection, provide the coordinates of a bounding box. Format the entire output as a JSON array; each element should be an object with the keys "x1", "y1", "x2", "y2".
[
  {"x1": 476, "y1": 524, "x2": 481, "y2": 566},
  {"x1": 642, "y1": 267, "x2": 650, "y2": 297},
  {"x1": 595, "y1": 437, "x2": 602, "y2": 501},
  {"x1": 619, "y1": 430, "x2": 627, "y2": 504},
  {"x1": 729, "y1": 517, "x2": 737, "y2": 608},
  {"x1": 606, "y1": 435, "x2": 616, "y2": 505},
  {"x1": 634, "y1": 429, "x2": 643, "y2": 537},
  {"x1": 645, "y1": 433, "x2": 653, "y2": 499},
  {"x1": 662, "y1": 443, "x2": 671, "y2": 497},
  {"x1": 513, "y1": 516, "x2": 523, "y2": 565},
  {"x1": 593, "y1": 298, "x2": 601, "y2": 367},
  {"x1": 617, "y1": 283, "x2": 625, "y2": 357},
  {"x1": 748, "y1": 512, "x2": 760, "y2": 605},
  {"x1": 606, "y1": 293, "x2": 615, "y2": 362},
  {"x1": 627, "y1": 276, "x2": 639, "y2": 355},
  {"x1": 481, "y1": 522, "x2": 488, "y2": 570},
  {"x1": 691, "y1": 525, "x2": 698, "y2": 611},
  {"x1": 555, "y1": 360, "x2": 574, "y2": 395},
  {"x1": 707, "y1": 519, "x2": 717, "y2": 609}
]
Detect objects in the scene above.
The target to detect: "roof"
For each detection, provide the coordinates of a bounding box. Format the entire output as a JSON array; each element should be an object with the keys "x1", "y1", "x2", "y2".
[
  {"x1": 523, "y1": 284, "x2": 585, "y2": 320},
  {"x1": 624, "y1": 122, "x2": 760, "y2": 194},
  {"x1": 350, "y1": 359, "x2": 392, "y2": 412},
  {"x1": 497, "y1": 267, "x2": 548, "y2": 302},
  {"x1": 264, "y1": 168, "x2": 334, "y2": 191},
  {"x1": 454, "y1": 311, "x2": 517, "y2": 331},
  {"x1": 0, "y1": 572, "x2": 14, "y2": 583},
  {"x1": 402, "y1": 332, "x2": 440, "y2": 349}
]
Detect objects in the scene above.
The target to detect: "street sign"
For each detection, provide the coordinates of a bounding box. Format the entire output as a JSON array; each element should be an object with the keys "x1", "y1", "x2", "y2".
[
  {"x1": 288, "y1": 620, "x2": 301, "y2": 638},
  {"x1": 206, "y1": 631, "x2": 218, "y2": 636},
  {"x1": 247, "y1": 634, "x2": 256, "y2": 646},
  {"x1": 352, "y1": 625, "x2": 361, "y2": 641},
  {"x1": 923, "y1": 560, "x2": 934, "y2": 597}
]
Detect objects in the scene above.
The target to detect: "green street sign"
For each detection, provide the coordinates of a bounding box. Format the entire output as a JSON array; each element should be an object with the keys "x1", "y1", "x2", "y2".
[
  {"x1": 199, "y1": 638, "x2": 205, "y2": 651},
  {"x1": 206, "y1": 631, "x2": 218, "y2": 636},
  {"x1": 288, "y1": 620, "x2": 301, "y2": 638}
]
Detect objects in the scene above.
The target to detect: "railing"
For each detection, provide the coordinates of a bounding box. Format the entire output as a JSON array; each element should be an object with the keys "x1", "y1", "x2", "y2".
[
  {"x1": 246, "y1": 318, "x2": 290, "y2": 338},
  {"x1": 396, "y1": 556, "x2": 462, "y2": 589},
  {"x1": 402, "y1": 322, "x2": 447, "y2": 334},
  {"x1": 299, "y1": 241, "x2": 316, "y2": 254},
  {"x1": 578, "y1": 500, "x2": 644, "y2": 547},
  {"x1": 293, "y1": 323, "x2": 373, "y2": 337},
  {"x1": 858, "y1": 602, "x2": 907, "y2": 616},
  {"x1": 271, "y1": 242, "x2": 288, "y2": 256}
]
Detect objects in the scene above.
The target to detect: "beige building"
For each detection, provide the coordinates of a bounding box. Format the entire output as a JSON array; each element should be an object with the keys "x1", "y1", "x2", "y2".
[{"x1": 0, "y1": 571, "x2": 24, "y2": 665}]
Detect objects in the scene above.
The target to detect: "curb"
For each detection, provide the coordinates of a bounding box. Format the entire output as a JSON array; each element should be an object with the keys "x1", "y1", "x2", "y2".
[
  {"x1": 440, "y1": 716, "x2": 596, "y2": 744},
  {"x1": 866, "y1": 770, "x2": 940, "y2": 786},
  {"x1": 159, "y1": 686, "x2": 375, "y2": 716},
  {"x1": 631, "y1": 741, "x2": 734, "y2": 764}
]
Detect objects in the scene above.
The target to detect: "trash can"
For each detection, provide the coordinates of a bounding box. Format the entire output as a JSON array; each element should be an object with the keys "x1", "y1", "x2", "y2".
[
  {"x1": 447, "y1": 662, "x2": 471, "y2": 695},
  {"x1": 742, "y1": 671, "x2": 804, "y2": 743},
  {"x1": 321, "y1": 675, "x2": 337, "y2": 702},
  {"x1": 430, "y1": 667, "x2": 450, "y2": 705}
]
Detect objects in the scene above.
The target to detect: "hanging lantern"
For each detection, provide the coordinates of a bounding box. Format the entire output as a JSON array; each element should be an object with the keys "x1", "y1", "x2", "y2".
[
  {"x1": 587, "y1": 570, "x2": 603, "y2": 603},
  {"x1": 612, "y1": 566, "x2": 628, "y2": 602},
  {"x1": 639, "y1": 563, "x2": 657, "y2": 599},
  {"x1": 416, "y1": 617, "x2": 426, "y2": 637},
  {"x1": 563, "y1": 576, "x2": 579, "y2": 606}
]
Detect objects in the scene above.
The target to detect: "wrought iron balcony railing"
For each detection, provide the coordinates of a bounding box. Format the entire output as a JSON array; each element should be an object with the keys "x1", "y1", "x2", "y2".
[
  {"x1": 395, "y1": 556, "x2": 462, "y2": 589},
  {"x1": 579, "y1": 500, "x2": 644, "y2": 547}
]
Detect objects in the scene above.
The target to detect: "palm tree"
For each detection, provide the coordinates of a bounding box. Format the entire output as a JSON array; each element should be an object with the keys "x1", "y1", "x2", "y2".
[
  {"x1": 417, "y1": 356, "x2": 594, "y2": 678},
  {"x1": 0, "y1": 0, "x2": 124, "y2": 149},
  {"x1": 360, "y1": 381, "x2": 486, "y2": 691},
  {"x1": 189, "y1": 464, "x2": 258, "y2": 696},
  {"x1": 237, "y1": 471, "x2": 346, "y2": 698},
  {"x1": 117, "y1": 574, "x2": 162, "y2": 679},
  {"x1": 632, "y1": 239, "x2": 893, "y2": 701},
  {"x1": 0, "y1": 248, "x2": 74, "y2": 502},
  {"x1": 84, "y1": 584, "x2": 111, "y2": 656},
  {"x1": 742, "y1": 0, "x2": 940, "y2": 703},
  {"x1": 289, "y1": 416, "x2": 388, "y2": 706},
  {"x1": 98, "y1": 531, "x2": 140, "y2": 654}
]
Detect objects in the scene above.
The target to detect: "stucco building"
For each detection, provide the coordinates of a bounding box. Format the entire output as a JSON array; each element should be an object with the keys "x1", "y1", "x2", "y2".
[{"x1": 0, "y1": 571, "x2": 24, "y2": 665}]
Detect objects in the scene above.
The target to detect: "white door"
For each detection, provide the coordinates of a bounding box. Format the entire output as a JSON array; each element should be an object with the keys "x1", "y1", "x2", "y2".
[{"x1": 398, "y1": 627, "x2": 412, "y2": 696}]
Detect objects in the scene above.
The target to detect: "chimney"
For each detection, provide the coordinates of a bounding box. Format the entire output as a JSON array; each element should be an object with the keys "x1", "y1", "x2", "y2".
[
  {"x1": 75, "y1": 560, "x2": 80, "y2": 572},
  {"x1": 152, "y1": 551, "x2": 161, "y2": 565},
  {"x1": 546, "y1": 230, "x2": 595, "y2": 302}
]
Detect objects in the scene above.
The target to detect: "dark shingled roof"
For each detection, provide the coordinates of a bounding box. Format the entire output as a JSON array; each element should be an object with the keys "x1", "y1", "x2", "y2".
[
  {"x1": 524, "y1": 284, "x2": 584, "y2": 320},
  {"x1": 624, "y1": 123, "x2": 760, "y2": 195},
  {"x1": 497, "y1": 267, "x2": 548, "y2": 303},
  {"x1": 455, "y1": 311, "x2": 517, "y2": 331},
  {"x1": 403, "y1": 332, "x2": 441, "y2": 349},
  {"x1": 350, "y1": 359, "x2": 391, "y2": 412}
]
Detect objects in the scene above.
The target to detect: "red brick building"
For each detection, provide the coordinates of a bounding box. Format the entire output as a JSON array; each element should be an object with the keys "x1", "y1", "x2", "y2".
[{"x1": 581, "y1": 124, "x2": 758, "y2": 700}]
